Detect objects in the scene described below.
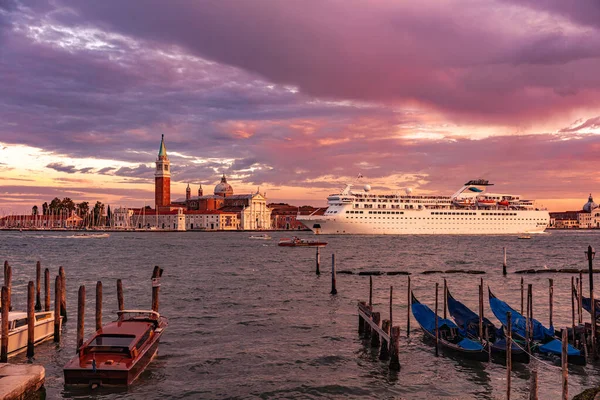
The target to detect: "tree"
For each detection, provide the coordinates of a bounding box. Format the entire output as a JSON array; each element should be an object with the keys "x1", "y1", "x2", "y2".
[
  {"x1": 92, "y1": 201, "x2": 104, "y2": 226},
  {"x1": 61, "y1": 197, "x2": 76, "y2": 215},
  {"x1": 49, "y1": 197, "x2": 61, "y2": 213},
  {"x1": 77, "y1": 201, "x2": 89, "y2": 217},
  {"x1": 32, "y1": 205, "x2": 39, "y2": 216},
  {"x1": 106, "y1": 205, "x2": 112, "y2": 227},
  {"x1": 42, "y1": 202, "x2": 48, "y2": 215}
]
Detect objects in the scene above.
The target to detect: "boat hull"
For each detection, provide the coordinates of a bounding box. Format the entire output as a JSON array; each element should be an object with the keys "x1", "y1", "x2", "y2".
[
  {"x1": 298, "y1": 209, "x2": 549, "y2": 235},
  {"x1": 64, "y1": 339, "x2": 160, "y2": 386},
  {"x1": 5, "y1": 312, "x2": 62, "y2": 357}
]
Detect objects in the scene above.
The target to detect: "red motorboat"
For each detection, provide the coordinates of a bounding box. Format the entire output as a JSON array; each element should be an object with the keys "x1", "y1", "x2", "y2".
[
  {"x1": 278, "y1": 236, "x2": 328, "y2": 247},
  {"x1": 64, "y1": 310, "x2": 168, "y2": 387}
]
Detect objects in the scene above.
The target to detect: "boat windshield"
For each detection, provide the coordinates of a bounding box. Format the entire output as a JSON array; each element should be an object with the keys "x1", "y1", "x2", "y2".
[{"x1": 86, "y1": 334, "x2": 136, "y2": 353}]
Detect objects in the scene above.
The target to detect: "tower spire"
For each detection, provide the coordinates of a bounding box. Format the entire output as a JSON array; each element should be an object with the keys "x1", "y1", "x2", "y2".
[{"x1": 158, "y1": 134, "x2": 168, "y2": 160}]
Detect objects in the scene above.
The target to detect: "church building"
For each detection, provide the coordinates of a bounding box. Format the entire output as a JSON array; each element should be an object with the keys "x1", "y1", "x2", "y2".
[{"x1": 131, "y1": 135, "x2": 272, "y2": 231}]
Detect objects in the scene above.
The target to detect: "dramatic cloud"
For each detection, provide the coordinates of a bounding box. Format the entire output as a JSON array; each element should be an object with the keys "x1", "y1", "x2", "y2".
[{"x1": 1, "y1": 0, "x2": 599, "y2": 211}]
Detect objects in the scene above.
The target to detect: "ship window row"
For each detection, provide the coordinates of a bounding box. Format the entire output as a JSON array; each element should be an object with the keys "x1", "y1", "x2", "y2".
[
  {"x1": 367, "y1": 211, "x2": 404, "y2": 215},
  {"x1": 432, "y1": 212, "x2": 478, "y2": 216},
  {"x1": 482, "y1": 212, "x2": 518, "y2": 216},
  {"x1": 346, "y1": 210, "x2": 364, "y2": 214}
]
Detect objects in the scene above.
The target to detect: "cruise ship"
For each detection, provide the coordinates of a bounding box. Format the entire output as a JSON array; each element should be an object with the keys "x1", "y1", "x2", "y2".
[{"x1": 297, "y1": 180, "x2": 549, "y2": 235}]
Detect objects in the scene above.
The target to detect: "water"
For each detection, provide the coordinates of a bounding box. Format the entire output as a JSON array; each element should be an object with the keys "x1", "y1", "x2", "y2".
[{"x1": 2, "y1": 230, "x2": 600, "y2": 399}]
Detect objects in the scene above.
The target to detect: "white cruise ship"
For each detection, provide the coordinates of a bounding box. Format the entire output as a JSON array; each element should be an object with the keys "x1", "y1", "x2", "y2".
[{"x1": 297, "y1": 179, "x2": 549, "y2": 235}]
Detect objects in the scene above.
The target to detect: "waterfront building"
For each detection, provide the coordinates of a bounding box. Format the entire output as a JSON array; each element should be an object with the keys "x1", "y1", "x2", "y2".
[
  {"x1": 549, "y1": 194, "x2": 600, "y2": 229},
  {"x1": 269, "y1": 204, "x2": 325, "y2": 230}
]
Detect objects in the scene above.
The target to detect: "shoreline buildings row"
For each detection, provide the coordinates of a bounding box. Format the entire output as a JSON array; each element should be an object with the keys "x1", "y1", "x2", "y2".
[{"x1": 0, "y1": 136, "x2": 324, "y2": 231}]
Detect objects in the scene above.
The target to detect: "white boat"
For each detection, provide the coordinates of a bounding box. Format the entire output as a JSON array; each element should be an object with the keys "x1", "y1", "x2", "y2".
[
  {"x1": 249, "y1": 234, "x2": 272, "y2": 240},
  {"x1": 297, "y1": 179, "x2": 550, "y2": 235},
  {"x1": 0, "y1": 311, "x2": 63, "y2": 357}
]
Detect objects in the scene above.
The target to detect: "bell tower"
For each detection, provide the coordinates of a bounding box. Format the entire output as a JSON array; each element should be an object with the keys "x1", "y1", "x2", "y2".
[{"x1": 155, "y1": 134, "x2": 171, "y2": 209}]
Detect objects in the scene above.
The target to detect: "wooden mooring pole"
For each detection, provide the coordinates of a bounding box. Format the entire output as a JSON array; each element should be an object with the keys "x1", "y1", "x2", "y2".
[
  {"x1": 478, "y1": 282, "x2": 484, "y2": 340},
  {"x1": 586, "y1": 245, "x2": 596, "y2": 359},
  {"x1": 380, "y1": 320, "x2": 390, "y2": 360},
  {"x1": 389, "y1": 285, "x2": 393, "y2": 330},
  {"x1": 389, "y1": 326, "x2": 400, "y2": 371},
  {"x1": 520, "y1": 277, "x2": 524, "y2": 316},
  {"x1": 54, "y1": 276, "x2": 61, "y2": 342},
  {"x1": 35, "y1": 261, "x2": 42, "y2": 311},
  {"x1": 571, "y1": 277, "x2": 576, "y2": 344},
  {"x1": 435, "y1": 282, "x2": 439, "y2": 357},
  {"x1": 358, "y1": 301, "x2": 366, "y2": 335},
  {"x1": 59, "y1": 266, "x2": 67, "y2": 321},
  {"x1": 529, "y1": 366, "x2": 538, "y2": 400},
  {"x1": 152, "y1": 266, "x2": 162, "y2": 312},
  {"x1": 527, "y1": 284, "x2": 533, "y2": 353},
  {"x1": 579, "y1": 271, "x2": 583, "y2": 324},
  {"x1": 330, "y1": 254, "x2": 337, "y2": 295},
  {"x1": 315, "y1": 247, "x2": 320, "y2": 275},
  {"x1": 5, "y1": 265, "x2": 11, "y2": 312},
  {"x1": 506, "y1": 311, "x2": 512, "y2": 400},
  {"x1": 117, "y1": 279, "x2": 124, "y2": 311},
  {"x1": 503, "y1": 246, "x2": 507, "y2": 276},
  {"x1": 406, "y1": 277, "x2": 410, "y2": 337},
  {"x1": 76, "y1": 285, "x2": 85, "y2": 353},
  {"x1": 44, "y1": 268, "x2": 50, "y2": 312},
  {"x1": 27, "y1": 281, "x2": 34, "y2": 358},
  {"x1": 562, "y1": 328, "x2": 568, "y2": 400},
  {"x1": 443, "y1": 278, "x2": 447, "y2": 320},
  {"x1": 1, "y1": 286, "x2": 8, "y2": 362},
  {"x1": 95, "y1": 281, "x2": 102, "y2": 331},
  {"x1": 549, "y1": 278, "x2": 554, "y2": 328},
  {"x1": 371, "y1": 312, "x2": 381, "y2": 348},
  {"x1": 369, "y1": 276, "x2": 373, "y2": 308}
]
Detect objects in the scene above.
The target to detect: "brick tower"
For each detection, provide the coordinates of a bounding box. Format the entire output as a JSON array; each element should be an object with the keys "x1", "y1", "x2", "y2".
[{"x1": 155, "y1": 134, "x2": 171, "y2": 209}]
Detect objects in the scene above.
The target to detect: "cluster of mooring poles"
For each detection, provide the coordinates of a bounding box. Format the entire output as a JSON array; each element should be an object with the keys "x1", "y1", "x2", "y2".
[
  {"x1": 357, "y1": 277, "x2": 401, "y2": 370},
  {"x1": 74, "y1": 266, "x2": 162, "y2": 354},
  {"x1": 316, "y1": 244, "x2": 600, "y2": 400},
  {"x1": 1, "y1": 260, "x2": 67, "y2": 361}
]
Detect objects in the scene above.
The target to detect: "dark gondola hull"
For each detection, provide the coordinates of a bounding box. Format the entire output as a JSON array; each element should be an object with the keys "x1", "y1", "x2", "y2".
[
  {"x1": 446, "y1": 288, "x2": 530, "y2": 364},
  {"x1": 411, "y1": 292, "x2": 489, "y2": 362}
]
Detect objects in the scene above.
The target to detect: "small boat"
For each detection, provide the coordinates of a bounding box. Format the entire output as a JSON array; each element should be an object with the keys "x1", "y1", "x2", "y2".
[
  {"x1": 452, "y1": 198, "x2": 473, "y2": 207},
  {"x1": 249, "y1": 234, "x2": 272, "y2": 240},
  {"x1": 0, "y1": 311, "x2": 63, "y2": 357},
  {"x1": 488, "y1": 289, "x2": 585, "y2": 365},
  {"x1": 476, "y1": 198, "x2": 496, "y2": 207},
  {"x1": 70, "y1": 233, "x2": 110, "y2": 239},
  {"x1": 518, "y1": 234, "x2": 531, "y2": 240},
  {"x1": 278, "y1": 236, "x2": 328, "y2": 247},
  {"x1": 63, "y1": 310, "x2": 168, "y2": 386},
  {"x1": 411, "y1": 292, "x2": 488, "y2": 361},
  {"x1": 498, "y1": 200, "x2": 510, "y2": 207},
  {"x1": 446, "y1": 289, "x2": 529, "y2": 363}
]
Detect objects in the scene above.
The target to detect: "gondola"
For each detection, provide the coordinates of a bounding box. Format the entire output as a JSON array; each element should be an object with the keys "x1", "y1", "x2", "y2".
[
  {"x1": 446, "y1": 289, "x2": 529, "y2": 363},
  {"x1": 411, "y1": 292, "x2": 488, "y2": 361},
  {"x1": 488, "y1": 288, "x2": 586, "y2": 365},
  {"x1": 573, "y1": 286, "x2": 600, "y2": 319}
]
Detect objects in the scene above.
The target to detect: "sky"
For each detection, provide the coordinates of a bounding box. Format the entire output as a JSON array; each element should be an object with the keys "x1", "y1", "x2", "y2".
[{"x1": 1, "y1": 0, "x2": 600, "y2": 214}]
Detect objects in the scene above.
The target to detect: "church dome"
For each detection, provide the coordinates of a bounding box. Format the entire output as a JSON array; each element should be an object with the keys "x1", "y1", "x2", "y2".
[
  {"x1": 583, "y1": 194, "x2": 598, "y2": 213},
  {"x1": 214, "y1": 174, "x2": 234, "y2": 197}
]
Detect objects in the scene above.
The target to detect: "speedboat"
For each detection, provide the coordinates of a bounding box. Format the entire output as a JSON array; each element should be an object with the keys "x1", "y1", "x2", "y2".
[
  {"x1": 0, "y1": 311, "x2": 62, "y2": 357},
  {"x1": 249, "y1": 234, "x2": 272, "y2": 240},
  {"x1": 63, "y1": 310, "x2": 168, "y2": 386},
  {"x1": 278, "y1": 236, "x2": 328, "y2": 247},
  {"x1": 518, "y1": 234, "x2": 531, "y2": 239}
]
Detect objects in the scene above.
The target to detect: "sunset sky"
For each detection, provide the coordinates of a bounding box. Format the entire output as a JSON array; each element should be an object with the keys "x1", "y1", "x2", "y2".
[{"x1": 1, "y1": 0, "x2": 600, "y2": 214}]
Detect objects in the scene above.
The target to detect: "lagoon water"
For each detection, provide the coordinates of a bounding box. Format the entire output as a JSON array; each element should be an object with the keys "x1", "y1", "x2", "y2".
[{"x1": 1, "y1": 230, "x2": 600, "y2": 399}]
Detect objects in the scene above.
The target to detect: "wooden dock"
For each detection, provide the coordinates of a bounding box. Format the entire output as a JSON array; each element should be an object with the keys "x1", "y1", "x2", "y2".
[{"x1": 0, "y1": 364, "x2": 45, "y2": 400}]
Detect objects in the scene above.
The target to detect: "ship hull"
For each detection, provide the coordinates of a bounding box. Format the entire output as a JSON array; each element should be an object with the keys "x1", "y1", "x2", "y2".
[{"x1": 298, "y1": 210, "x2": 549, "y2": 235}]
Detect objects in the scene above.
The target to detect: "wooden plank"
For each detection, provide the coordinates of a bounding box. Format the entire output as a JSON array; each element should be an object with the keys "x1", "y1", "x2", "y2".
[{"x1": 358, "y1": 309, "x2": 390, "y2": 343}]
